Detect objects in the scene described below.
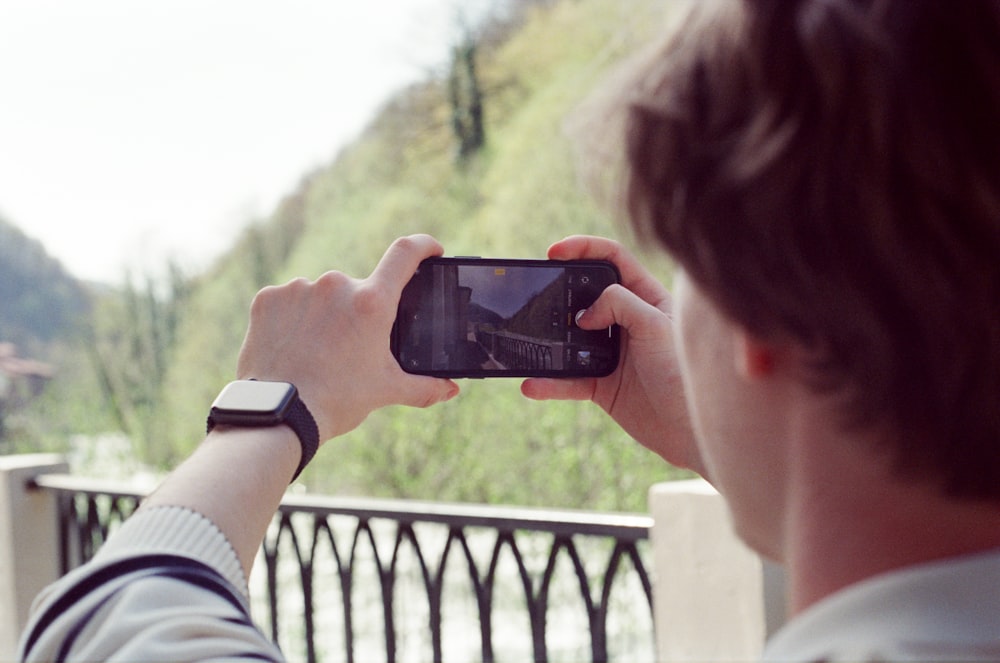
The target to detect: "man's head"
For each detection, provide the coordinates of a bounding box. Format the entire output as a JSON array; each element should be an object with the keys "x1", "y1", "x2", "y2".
[{"x1": 623, "y1": 0, "x2": 1000, "y2": 500}]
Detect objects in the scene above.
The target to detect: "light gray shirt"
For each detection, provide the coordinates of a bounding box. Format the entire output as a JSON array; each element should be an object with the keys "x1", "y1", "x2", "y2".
[
  {"x1": 18, "y1": 506, "x2": 283, "y2": 662},
  {"x1": 763, "y1": 547, "x2": 1000, "y2": 662}
]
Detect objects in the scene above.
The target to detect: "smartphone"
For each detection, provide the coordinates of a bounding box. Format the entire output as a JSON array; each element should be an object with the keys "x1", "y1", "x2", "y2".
[{"x1": 391, "y1": 257, "x2": 620, "y2": 378}]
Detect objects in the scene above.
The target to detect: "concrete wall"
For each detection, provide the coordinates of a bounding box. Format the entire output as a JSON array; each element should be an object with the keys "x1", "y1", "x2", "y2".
[
  {"x1": 0, "y1": 454, "x2": 67, "y2": 660},
  {"x1": 650, "y1": 479, "x2": 787, "y2": 661}
]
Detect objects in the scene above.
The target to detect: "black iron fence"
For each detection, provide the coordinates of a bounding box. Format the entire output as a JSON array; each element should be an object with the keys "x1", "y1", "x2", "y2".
[
  {"x1": 477, "y1": 330, "x2": 560, "y2": 371},
  {"x1": 32, "y1": 474, "x2": 655, "y2": 662}
]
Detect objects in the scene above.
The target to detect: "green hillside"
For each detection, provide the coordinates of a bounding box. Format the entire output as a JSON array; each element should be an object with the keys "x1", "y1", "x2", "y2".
[
  {"x1": 507, "y1": 276, "x2": 563, "y2": 340},
  {"x1": 0, "y1": 216, "x2": 92, "y2": 448},
  {"x1": 0, "y1": 216, "x2": 89, "y2": 351},
  {"x1": 46, "y1": 0, "x2": 688, "y2": 509}
]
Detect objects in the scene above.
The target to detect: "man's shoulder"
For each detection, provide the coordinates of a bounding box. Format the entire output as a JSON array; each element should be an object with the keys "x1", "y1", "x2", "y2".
[{"x1": 762, "y1": 548, "x2": 1000, "y2": 662}]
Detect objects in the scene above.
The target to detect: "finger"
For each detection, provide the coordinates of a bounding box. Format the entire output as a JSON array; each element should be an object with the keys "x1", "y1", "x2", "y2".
[
  {"x1": 369, "y1": 234, "x2": 444, "y2": 292},
  {"x1": 521, "y1": 377, "x2": 596, "y2": 402},
  {"x1": 576, "y1": 284, "x2": 670, "y2": 342},
  {"x1": 391, "y1": 374, "x2": 461, "y2": 408},
  {"x1": 547, "y1": 235, "x2": 670, "y2": 308}
]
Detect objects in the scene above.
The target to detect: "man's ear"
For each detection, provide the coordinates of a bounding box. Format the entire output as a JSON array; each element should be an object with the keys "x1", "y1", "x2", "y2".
[{"x1": 733, "y1": 328, "x2": 778, "y2": 380}]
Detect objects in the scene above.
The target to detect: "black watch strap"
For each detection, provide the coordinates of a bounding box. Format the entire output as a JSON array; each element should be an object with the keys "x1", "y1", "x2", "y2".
[{"x1": 281, "y1": 397, "x2": 320, "y2": 481}]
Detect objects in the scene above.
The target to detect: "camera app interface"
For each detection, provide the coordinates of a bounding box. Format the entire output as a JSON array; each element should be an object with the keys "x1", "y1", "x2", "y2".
[{"x1": 396, "y1": 262, "x2": 618, "y2": 375}]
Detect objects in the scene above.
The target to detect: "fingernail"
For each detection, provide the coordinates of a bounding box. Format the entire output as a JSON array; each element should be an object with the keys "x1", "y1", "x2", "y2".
[{"x1": 575, "y1": 309, "x2": 588, "y2": 326}]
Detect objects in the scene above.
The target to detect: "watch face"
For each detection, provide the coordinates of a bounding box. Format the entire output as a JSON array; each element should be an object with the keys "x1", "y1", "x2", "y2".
[{"x1": 211, "y1": 380, "x2": 296, "y2": 421}]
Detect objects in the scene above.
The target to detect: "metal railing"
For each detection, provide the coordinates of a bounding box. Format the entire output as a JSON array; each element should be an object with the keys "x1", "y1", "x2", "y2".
[
  {"x1": 477, "y1": 330, "x2": 560, "y2": 370},
  {"x1": 32, "y1": 474, "x2": 655, "y2": 662}
]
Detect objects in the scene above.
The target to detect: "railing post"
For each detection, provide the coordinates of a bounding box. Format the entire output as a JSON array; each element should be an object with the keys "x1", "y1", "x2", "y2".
[
  {"x1": 0, "y1": 453, "x2": 68, "y2": 660},
  {"x1": 649, "y1": 479, "x2": 786, "y2": 661}
]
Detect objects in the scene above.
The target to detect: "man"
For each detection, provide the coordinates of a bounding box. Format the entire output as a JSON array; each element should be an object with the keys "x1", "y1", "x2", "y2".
[
  {"x1": 20, "y1": 0, "x2": 1000, "y2": 660},
  {"x1": 529, "y1": 0, "x2": 1000, "y2": 659}
]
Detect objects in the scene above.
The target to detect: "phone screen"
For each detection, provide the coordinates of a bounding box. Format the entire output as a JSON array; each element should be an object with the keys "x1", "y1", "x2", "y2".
[{"x1": 391, "y1": 257, "x2": 620, "y2": 378}]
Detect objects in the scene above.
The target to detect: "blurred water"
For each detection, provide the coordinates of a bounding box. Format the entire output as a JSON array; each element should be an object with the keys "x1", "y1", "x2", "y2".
[{"x1": 250, "y1": 514, "x2": 655, "y2": 663}]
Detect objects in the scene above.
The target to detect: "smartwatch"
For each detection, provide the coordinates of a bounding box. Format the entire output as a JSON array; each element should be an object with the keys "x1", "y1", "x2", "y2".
[{"x1": 206, "y1": 380, "x2": 319, "y2": 481}]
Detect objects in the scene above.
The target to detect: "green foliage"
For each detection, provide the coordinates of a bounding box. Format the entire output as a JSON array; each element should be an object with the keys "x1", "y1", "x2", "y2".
[
  {"x1": 307, "y1": 380, "x2": 690, "y2": 511},
  {"x1": 3, "y1": 339, "x2": 117, "y2": 454},
  {"x1": 160, "y1": 0, "x2": 686, "y2": 511},
  {"x1": 33, "y1": 0, "x2": 691, "y2": 510},
  {"x1": 84, "y1": 264, "x2": 191, "y2": 467}
]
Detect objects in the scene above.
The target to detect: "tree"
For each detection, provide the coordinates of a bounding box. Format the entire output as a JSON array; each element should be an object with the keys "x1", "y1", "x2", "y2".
[
  {"x1": 448, "y1": 32, "x2": 486, "y2": 161},
  {"x1": 87, "y1": 262, "x2": 189, "y2": 464}
]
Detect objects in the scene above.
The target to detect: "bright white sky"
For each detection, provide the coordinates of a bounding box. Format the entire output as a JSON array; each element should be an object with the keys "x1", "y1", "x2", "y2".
[{"x1": 0, "y1": 0, "x2": 470, "y2": 284}]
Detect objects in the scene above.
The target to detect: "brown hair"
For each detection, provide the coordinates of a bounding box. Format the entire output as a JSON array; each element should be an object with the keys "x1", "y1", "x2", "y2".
[{"x1": 624, "y1": 0, "x2": 1000, "y2": 499}]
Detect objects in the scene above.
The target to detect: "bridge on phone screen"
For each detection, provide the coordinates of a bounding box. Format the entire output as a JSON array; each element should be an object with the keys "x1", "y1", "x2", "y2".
[{"x1": 476, "y1": 330, "x2": 564, "y2": 371}]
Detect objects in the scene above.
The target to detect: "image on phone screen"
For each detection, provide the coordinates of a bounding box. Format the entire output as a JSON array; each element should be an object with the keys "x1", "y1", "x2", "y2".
[{"x1": 392, "y1": 258, "x2": 620, "y2": 378}]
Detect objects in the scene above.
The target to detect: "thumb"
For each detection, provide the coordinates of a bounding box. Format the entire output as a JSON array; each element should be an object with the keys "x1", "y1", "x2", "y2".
[{"x1": 576, "y1": 283, "x2": 670, "y2": 344}]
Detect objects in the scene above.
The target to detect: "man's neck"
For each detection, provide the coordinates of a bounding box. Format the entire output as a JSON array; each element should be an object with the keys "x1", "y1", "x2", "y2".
[{"x1": 782, "y1": 426, "x2": 1000, "y2": 615}]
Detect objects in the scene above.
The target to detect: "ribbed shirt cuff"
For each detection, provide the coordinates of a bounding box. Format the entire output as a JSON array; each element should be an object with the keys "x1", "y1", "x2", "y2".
[{"x1": 93, "y1": 505, "x2": 248, "y2": 598}]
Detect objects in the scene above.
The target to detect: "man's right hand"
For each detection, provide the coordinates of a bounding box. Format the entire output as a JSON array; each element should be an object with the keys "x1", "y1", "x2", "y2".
[{"x1": 521, "y1": 235, "x2": 706, "y2": 477}]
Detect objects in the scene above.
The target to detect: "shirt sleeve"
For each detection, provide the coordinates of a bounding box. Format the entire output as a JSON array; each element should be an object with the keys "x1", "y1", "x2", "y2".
[{"x1": 18, "y1": 506, "x2": 284, "y2": 662}]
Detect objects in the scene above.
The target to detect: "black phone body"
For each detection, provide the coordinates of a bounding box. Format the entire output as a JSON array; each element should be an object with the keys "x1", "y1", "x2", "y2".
[{"x1": 391, "y1": 257, "x2": 621, "y2": 378}]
